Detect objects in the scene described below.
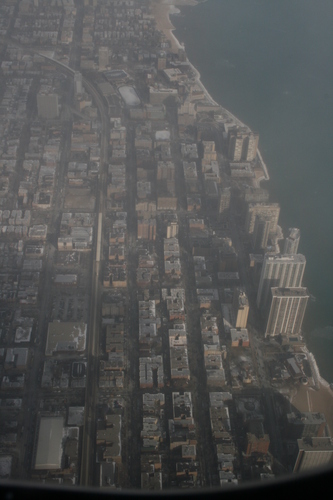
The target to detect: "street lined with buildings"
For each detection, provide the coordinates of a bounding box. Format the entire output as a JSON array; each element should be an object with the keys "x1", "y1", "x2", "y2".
[{"x1": 0, "y1": 0, "x2": 332, "y2": 492}]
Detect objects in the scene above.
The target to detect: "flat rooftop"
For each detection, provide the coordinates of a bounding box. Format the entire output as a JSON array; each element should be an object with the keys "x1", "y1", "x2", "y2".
[
  {"x1": 45, "y1": 321, "x2": 87, "y2": 356},
  {"x1": 34, "y1": 416, "x2": 64, "y2": 470}
]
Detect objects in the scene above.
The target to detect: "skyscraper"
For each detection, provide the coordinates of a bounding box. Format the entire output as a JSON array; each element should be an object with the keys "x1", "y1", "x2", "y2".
[
  {"x1": 252, "y1": 216, "x2": 271, "y2": 251},
  {"x1": 256, "y1": 254, "x2": 306, "y2": 311},
  {"x1": 99, "y1": 46, "x2": 109, "y2": 70},
  {"x1": 137, "y1": 217, "x2": 156, "y2": 241},
  {"x1": 245, "y1": 202, "x2": 280, "y2": 235},
  {"x1": 219, "y1": 188, "x2": 231, "y2": 220},
  {"x1": 244, "y1": 187, "x2": 269, "y2": 204},
  {"x1": 265, "y1": 287, "x2": 309, "y2": 338},
  {"x1": 233, "y1": 287, "x2": 249, "y2": 329},
  {"x1": 227, "y1": 127, "x2": 259, "y2": 162},
  {"x1": 283, "y1": 227, "x2": 300, "y2": 255},
  {"x1": 166, "y1": 222, "x2": 178, "y2": 239},
  {"x1": 293, "y1": 437, "x2": 333, "y2": 473},
  {"x1": 157, "y1": 51, "x2": 166, "y2": 70},
  {"x1": 244, "y1": 132, "x2": 259, "y2": 161},
  {"x1": 286, "y1": 412, "x2": 327, "y2": 440}
]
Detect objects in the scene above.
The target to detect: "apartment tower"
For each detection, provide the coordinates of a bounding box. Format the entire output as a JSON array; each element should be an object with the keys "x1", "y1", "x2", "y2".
[
  {"x1": 245, "y1": 202, "x2": 280, "y2": 235},
  {"x1": 233, "y1": 287, "x2": 249, "y2": 329},
  {"x1": 265, "y1": 287, "x2": 309, "y2": 338},
  {"x1": 227, "y1": 127, "x2": 259, "y2": 162},
  {"x1": 252, "y1": 216, "x2": 271, "y2": 251},
  {"x1": 293, "y1": 437, "x2": 333, "y2": 473},
  {"x1": 283, "y1": 227, "x2": 301, "y2": 255},
  {"x1": 256, "y1": 254, "x2": 306, "y2": 311}
]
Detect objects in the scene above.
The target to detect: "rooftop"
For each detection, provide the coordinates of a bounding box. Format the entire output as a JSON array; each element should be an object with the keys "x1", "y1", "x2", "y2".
[
  {"x1": 45, "y1": 321, "x2": 87, "y2": 356},
  {"x1": 34, "y1": 416, "x2": 64, "y2": 470}
]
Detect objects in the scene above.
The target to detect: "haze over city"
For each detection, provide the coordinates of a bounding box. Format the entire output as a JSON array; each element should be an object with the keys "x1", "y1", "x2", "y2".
[{"x1": 0, "y1": 0, "x2": 332, "y2": 492}]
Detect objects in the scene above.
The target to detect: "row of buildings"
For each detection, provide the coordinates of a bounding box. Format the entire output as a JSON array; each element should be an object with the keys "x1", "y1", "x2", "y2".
[{"x1": 0, "y1": 0, "x2": 330, "y2": 490}]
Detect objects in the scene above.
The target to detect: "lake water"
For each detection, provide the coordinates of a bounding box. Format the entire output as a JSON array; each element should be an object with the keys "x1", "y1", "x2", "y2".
[{"x1": 172, "y1": 0, "x2": 333, "y2": 381}]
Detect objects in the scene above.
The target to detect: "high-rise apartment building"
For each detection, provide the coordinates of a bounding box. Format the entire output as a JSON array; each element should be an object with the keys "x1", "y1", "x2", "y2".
[
  {"x1": 99, "y1": 46, "x2": 109, "y2": 70},
  {"x1": 219, "y1": 188, "x2": 231, "y2": 220},
  {"x1": 233, "y1": 287, "x2": 249, "y2": 329},
  {"x1": 228, "y1": 130, "x2": 243, "y2": 161},
  {"x1": 202, "y1": 141, "x2": 217, "y2": 164},
  {"x1": 245, "y1": 203, "x2": 280, "y2": 235},
  {"x1": 157, "y1": 51, "x2": 166, "y2": 70},
  {"x1": 137, "y1": 218, "x2": 156, "y2": 241},
  {"x1": 293, "y1": 437, "x2": 333, "y2": 473},
  {"x1": 265, "y1": 287, "x2": 309, "y2": 338},
  {"x1": 227, "y1": 127, "x2": 259, "y2": 162},
  {"x1": 244, "y1": 187, "x2": 269, "y2": 204},
  {"x1": 37, "y1": 88, "x2": 59, "y2": 119},
  {"x1": 256, "y1": 254, "x2": 306, "y2": 311},
  {"x1": 252, "y1": 216, "x2": 271, "y2": 251},
  {"x1": 166, "y1": 222, "x2": 178, "y2": 239},
  {"x1": 283, "y1": 227, "x2": 300, "y2": 255},
  {"x1": 286, "y1": 412, "x2": 327, "y2": 440},
  {"x1": 244, "y1": 132, "x2": 260, "y2": 161}
]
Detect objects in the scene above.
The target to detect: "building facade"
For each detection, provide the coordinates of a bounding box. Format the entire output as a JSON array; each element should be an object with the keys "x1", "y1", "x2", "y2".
[
  {"x1": 283, "y1": 227, "x2": 301, "y2": 255},
  {"x1": 227, "y1": 127, "x2": 259, "y2": 162},
  {"x1": 245, "y1": 202, "x2": 280, "y2": 235},
  {"x1": 233, "y1": 287, "x2": 249, "y2": 329},
  {"x1": 256, "y1": 254, "x2": 306, "y2": 311},
  {"x1": 98, "y1": 46, "x2": 109, "y2": 69},
  {"x1": 252, "y1": 216, "x2": 271, "y2": 251},
  {"x1": 265, "y1": 287, "x2": 309, "y2": 338},
  {"x1": 219, "y1": 188, "x2": 231, "y2": 220},
  {"x1": 293, "y1": 437, "x2": 333, "y2": 473}
]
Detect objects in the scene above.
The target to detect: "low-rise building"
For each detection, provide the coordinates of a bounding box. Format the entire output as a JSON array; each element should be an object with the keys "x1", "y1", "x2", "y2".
[{"x1": 45, "y1": 322, "x2": 87, "y2": 356}]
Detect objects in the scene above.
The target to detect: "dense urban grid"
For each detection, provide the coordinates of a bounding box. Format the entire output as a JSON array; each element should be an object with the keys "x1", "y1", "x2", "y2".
[{"x1": 0, "y1": 0, "x2": 332, "y2": 491}]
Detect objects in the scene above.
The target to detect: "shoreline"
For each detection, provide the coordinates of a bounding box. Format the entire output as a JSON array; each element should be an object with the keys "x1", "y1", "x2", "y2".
[
  {"x1": 151, "y1": 0, "x2": 193, "y2": 52},
  {"x1": 152, "y1": 0, "x2": 270, "y2": 181},
  {"x1": 290, "y1": 347, "x2": 333, "y2": 436},
  {"x1": 151, "y1": 0, "x2": 333, "y2": 426}
]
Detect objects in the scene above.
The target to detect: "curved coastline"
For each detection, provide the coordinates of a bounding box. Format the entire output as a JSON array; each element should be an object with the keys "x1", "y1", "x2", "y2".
[
  {"x1": 152, "y1": 0, "x2": 333, "y2": 420},
  {"x1": 159, "y1": 0, "x2": 270, "y2": 181}
]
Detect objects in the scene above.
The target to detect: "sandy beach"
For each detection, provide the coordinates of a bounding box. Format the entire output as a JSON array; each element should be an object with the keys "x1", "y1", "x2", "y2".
[
  {"x1": 291, "y1": 382, "x2": 333, "y2": 436},
  {"x1": 290, "y1": 349, "x2": 333, "y2": 434},
  {"x1": 151, "y1": 0, "x2": 198, "y2": 53}
]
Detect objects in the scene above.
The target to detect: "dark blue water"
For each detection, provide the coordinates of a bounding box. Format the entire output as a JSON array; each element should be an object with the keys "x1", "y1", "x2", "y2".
[{"x1": 172, "y1": 0, "x2": 333, "y2": 381}]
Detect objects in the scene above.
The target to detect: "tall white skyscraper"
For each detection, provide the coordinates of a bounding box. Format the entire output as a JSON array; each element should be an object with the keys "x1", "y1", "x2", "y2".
[
  {"x1": 265, "y1": 287, "x2": 309, "y2": 338},
  {"x1": 219, "y1": 187, "x2": 231, "y2": 220},
  {"x1": 98, "y1": 46, "x2": 109, "y2": 70},
  {"x1": 256, "y1": 254, "x2": 306, "y2": 311},
  {"x1": 294, "y1": 437, "x2": 333, "y2": 473}
]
